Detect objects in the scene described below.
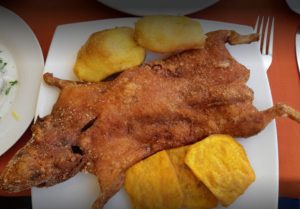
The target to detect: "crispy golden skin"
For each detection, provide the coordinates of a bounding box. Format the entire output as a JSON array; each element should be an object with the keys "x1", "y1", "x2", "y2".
[
  {"x1": 1, "y1": 30, "x2": 300, "y2": 209},
  {"x1": 0, "y1": 78, "x2": 108, "y2": 192},
  {"x1": 79, "y1": 31, "x2": 300, "y2": 209}
]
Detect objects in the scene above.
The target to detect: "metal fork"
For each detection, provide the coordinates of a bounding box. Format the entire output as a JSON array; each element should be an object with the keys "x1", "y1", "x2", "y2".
[{"x1": 254, "y1": 16, "x2": 275, "y2": 71}]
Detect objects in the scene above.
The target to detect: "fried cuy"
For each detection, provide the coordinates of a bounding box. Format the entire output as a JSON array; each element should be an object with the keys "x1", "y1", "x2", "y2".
[
  {"x1": 1, "y1": 30, "x2": 300, "y2": 209},
  {"x1": 0, "y1": 78, "x2": 107, "y2": 192},
  {"x1": 78, "y1": 31, "x2": 299, "y2": 209}
]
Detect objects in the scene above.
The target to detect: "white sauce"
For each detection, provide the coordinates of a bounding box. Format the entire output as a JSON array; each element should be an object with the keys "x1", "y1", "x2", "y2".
[{"x1": 0, "y1": 44, "x2": 18, "y2": 119}]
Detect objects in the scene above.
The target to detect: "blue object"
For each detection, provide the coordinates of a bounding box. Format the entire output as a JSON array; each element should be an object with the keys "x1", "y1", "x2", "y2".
[
  {"x1": 0, "y1": 196, "x2": 299, "y2": 209},
  {"x1": 279, "y1": 197, "x2": 300, "y2": 209}
]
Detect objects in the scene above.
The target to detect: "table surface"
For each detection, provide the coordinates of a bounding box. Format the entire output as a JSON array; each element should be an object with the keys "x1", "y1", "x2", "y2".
[{"x1": 0, "y1": 0, "x2": 299, "y2": 199}]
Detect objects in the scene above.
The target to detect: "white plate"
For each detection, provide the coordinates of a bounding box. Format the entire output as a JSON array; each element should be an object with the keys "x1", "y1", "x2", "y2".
[
  {"x1": 98, "y1": 0, "x2": 219, "y2": 16},
  {"x1": 286, "y1": 0, "x2": 300, "y2": 14},
  {"x1": 0, "y1": 6, "x2": 44, "y2": 155},
  {"x1": 32, "y1": 18, "x2": 278, "y2": 209}
]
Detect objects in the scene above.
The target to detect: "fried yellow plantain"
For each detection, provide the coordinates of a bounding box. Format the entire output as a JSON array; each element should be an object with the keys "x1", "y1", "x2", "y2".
[
  {"x1": 124, "y1": 150, "x2": 183, "y2": 209},
  {"x1": 185, "y1": 134, "x2": 256, "y2": 207},
  {"x1": 167, "y1": 146, "x2": 218, "y2": 209}
]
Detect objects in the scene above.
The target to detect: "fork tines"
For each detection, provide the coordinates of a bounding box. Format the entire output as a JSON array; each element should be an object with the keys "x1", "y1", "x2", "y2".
[{"x1": 254, "y1": 16, "x2": 275, "y2": 56}]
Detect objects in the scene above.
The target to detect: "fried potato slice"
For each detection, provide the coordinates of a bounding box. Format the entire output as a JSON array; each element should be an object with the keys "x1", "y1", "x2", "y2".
[
  {"x1": 74, "y1": 27, "x2": 145, "y2": 82},
  {"x1": 134, "y1": 15, "x2": 206, "y2": 53},
  {"x1": 167, "y1": 146, "x2": 218, "y2": 209},
  {"x1": 185, "y1": 134, "x2": 256, "y2": 207},
  {"x1": 124, "y1": 150, "x2": 183, "y2": 209}
]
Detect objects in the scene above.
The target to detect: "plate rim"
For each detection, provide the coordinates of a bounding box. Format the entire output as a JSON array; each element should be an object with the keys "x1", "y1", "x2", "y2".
[
  {"x1": 0, "y1": 5, "x2": 44, "y2": 155},
  {"x1": 286, "y1": 0, "x2": 300, "y2": 14},
  {"x1": 97, "y1": 0, "x2": 219, "y2": 16},
  {"x1": 32, "y1": 17, "x2": 278, "y2": 209}
]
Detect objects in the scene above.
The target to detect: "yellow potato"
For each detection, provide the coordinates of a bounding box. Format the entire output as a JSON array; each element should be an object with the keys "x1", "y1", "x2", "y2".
[
  {"x1": 134, "y1": 15, "x2": 206, "y2": 53},
  {"x1": 74, "y1": 27, "x2": 145, "y2": 82},
  {"x1": 124, "y1": 150, "x2": 183, "y2": 209},
  {"x1": 167, "y1": 146, "x2": 218, "y2": 209},
  {"x1": 185, "y1": 134, "x2": 256, "y2": 207}
]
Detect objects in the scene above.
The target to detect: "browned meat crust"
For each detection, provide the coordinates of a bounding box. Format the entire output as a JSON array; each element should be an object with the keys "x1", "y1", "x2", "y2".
[
  {"x1": 0, "y1": 81, "x2": 108, "y2": 191},
  {"x1": 0, "y1": 30, "x2": 299, "y2": 209}
]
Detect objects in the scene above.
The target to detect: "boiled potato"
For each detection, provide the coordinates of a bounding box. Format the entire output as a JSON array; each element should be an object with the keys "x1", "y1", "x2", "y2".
[
  {"x1": 124, "y1": 150, "x2": 183, "y2": 209},
  {"x1": 167, "y1": 146, "x2": 218, "y2": 209},
  {"x1": 185, "y1": 134, "x2": 256, "y2": 207},
  {"x1": 74, "y1": 27, "x2": 145, "y2": 82},
  {"x1": 134, "y1": 15, "x2": 206, "y2": 53}
]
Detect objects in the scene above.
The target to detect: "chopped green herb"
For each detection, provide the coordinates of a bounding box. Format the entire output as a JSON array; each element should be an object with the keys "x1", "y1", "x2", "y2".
[
  {"x1": 4, "y1": 87, "x2": 11, "y2": 95},
  {"x1": 9, "y1": 80, "x2": 18, "y2": 86},
  {"x1": 4, "y1": 80, "x2": 18, "y2": 95},
  {"x1": 0, "y1": 62, "x2": 7, "y2": 71},
  {"x1": 0, "y1": 59, "x2": 7, "y2": 72}
]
